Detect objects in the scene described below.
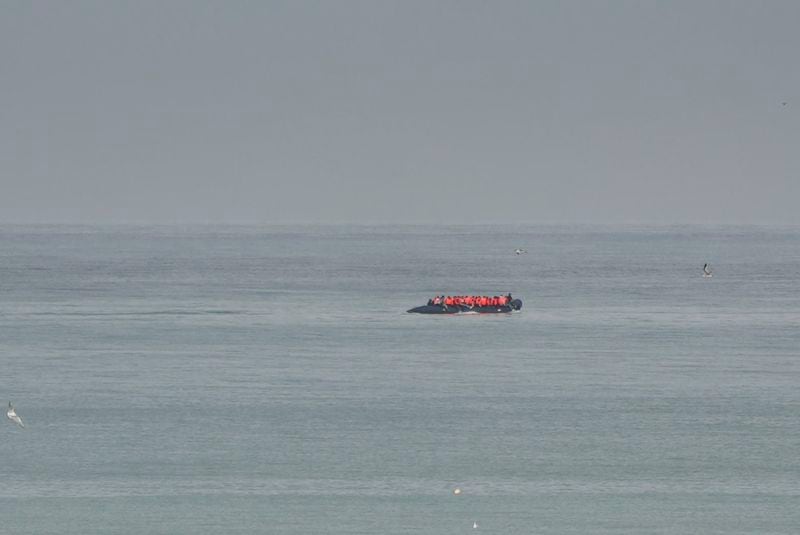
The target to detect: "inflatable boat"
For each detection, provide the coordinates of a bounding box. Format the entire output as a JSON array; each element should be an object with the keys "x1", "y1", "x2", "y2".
[{"x1": 407, "y1": 295, "x2": 522, "y2": 314}]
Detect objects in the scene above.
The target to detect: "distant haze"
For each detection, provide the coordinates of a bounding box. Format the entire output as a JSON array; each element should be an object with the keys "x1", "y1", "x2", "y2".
[{"x1": 2, "y1": 1, "x2": 798, "y2": 224}]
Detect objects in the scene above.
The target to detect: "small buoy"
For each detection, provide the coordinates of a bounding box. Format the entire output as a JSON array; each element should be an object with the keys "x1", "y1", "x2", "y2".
[{"x1": 453, "y1": 487, "x2": 462, "y2": 495}]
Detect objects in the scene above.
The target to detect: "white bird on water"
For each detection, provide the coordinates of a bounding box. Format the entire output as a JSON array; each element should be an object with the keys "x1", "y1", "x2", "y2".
[
  {"x1": 514, "y1": 248, "x2": 527, "y2": 255},
  {"x1": 473, "y1": 521, "x2": 479, "y2": 529},
  {"x1": 7, "y1": 402, "x2": 24, "y2": 428},
  {"x1": 703, "y1": 263, "x2": 713, "y2": 278}
]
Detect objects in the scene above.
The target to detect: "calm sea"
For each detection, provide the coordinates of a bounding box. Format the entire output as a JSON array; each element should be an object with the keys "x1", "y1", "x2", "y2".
[{"x1": 1, "y1": 225, "x2": 798, "y2": 534}]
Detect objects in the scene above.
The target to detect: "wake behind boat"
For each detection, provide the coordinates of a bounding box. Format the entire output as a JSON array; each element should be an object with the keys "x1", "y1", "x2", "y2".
[{"x1": 408, "y1": 294, "x2": 522, "y2": 314}]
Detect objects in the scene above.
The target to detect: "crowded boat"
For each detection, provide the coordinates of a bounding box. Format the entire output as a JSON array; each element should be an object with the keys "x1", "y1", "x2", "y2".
[
  {"x1": 428, "y1": 294, "x2": 513, "y2": 307},
  {"x1": 408, "y1": 293, "x2": 522, "y2": 314}
]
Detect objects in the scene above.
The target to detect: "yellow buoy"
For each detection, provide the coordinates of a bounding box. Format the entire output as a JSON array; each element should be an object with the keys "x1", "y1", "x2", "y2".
[{"x1": 453, "y1": 487, "x2": 462, "y2": 495}]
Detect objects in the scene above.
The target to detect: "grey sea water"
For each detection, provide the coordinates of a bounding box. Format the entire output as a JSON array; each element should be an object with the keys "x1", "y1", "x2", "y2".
[{"x1": 1, "y1": 225, "x2": 798, "y2": 534}]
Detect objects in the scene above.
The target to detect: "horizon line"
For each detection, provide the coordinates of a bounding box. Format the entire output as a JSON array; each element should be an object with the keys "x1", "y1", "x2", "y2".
[{"x1": 1, "y1": 220, "x2": 799, "y2": 228}]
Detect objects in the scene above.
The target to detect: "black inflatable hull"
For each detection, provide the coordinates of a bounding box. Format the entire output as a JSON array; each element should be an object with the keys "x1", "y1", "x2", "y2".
[{"x1": 408, "y1": 299, "x2": 522, "y2": 314}]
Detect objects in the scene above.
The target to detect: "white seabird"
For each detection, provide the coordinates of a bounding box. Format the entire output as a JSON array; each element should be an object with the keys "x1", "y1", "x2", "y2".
[
  {"x1": 514, "y1": 248, "x2": 527, "y2": 255},
  {"x1": 7, "y1": 402, "x2": 24, "y2": 428},
  {"x1": 473, "y1": 521, "x2": 479, "y2": 529},
  {"x1": 703, "y1": 263, "x2": 713, "y2": 278}
]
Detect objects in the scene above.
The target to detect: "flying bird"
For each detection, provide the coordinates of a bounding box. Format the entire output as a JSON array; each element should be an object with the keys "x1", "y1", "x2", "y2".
[
  {"x1": 514, "y1": 248, "x2": 527, "y2": 255},
  {"x1": 7, "y1": 402, "x2": 24, "y2": 428},
  {"x1": 703, "y1": 264, "x2": 713, "y2": 278}
]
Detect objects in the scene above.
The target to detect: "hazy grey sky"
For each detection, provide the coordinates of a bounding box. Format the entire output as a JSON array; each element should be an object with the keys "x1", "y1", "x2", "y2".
[{"x1": 1, "y1": 1, "x2": 798, "y2": 224}]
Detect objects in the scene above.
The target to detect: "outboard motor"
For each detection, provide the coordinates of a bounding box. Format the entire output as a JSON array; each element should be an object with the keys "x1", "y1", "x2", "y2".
[{"x1": 510, "y1": 299, "x2": 523, "y2": 311}]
